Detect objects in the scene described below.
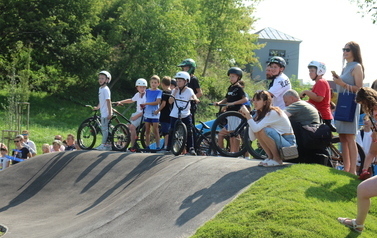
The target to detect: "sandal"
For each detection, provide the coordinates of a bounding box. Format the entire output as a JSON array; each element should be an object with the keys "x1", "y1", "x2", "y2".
[
  {"x1": 258, "y1": 158, "x2": 270, "y2": 166},
  {"x1": 263, "y1": 159, "x2": 283, "y2": 167},
  {"x1": 358, "y1": 169, "x2": 371, "y2": 180},
  {"x1": 337, "y1": 217, "x2": 364, "y2": 233}
]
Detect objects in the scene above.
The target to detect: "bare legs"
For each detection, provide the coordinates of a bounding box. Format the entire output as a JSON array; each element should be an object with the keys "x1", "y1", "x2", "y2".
[
  {"x1": 339, "y1": 133, "x2": 357, "y2": 174},
  {"x1": 255, "y1": 130, "x2": 282, "y2": 164}
]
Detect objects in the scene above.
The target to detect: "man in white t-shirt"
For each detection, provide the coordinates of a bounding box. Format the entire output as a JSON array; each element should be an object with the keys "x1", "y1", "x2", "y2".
[{"x1": 267, "y1": 56, "x2": 291, "y2": 109}]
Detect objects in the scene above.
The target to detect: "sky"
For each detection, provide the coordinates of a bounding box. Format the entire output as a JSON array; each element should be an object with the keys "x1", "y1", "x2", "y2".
[{"x1": 251, "y1": 0, "x2": 377, "y2": 85}]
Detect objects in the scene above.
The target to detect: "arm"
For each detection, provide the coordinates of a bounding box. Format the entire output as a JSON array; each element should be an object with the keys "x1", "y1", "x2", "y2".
[
  {"x1": 117, "y1": 98, "x2": 133, "y2": 105},
  {"x1": 195, "y1": 88, "x2": 203, "y2": 98},
  {"x1": 333, "y1": 64, "x2": 363, "y2": 92},
  {"x1": 227, "y1": 97, "x2": 247, "y2": 107},
  {"x1": 301, "y1": 90, "x2": 324, "y2": 102},
  {"x1": 106, "y1": 99, "x2": 112, "y2": 120}
]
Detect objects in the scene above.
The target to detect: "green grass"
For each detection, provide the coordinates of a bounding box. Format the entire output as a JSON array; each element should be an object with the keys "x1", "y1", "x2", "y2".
[{"x1": 191, "y1": 164, "x2": 377, "y2": 238}]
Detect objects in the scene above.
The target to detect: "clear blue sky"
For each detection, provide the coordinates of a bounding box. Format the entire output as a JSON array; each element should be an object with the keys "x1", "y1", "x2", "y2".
[{"x1": 252, "y1": 0, "x2": 377, "y2": 85}]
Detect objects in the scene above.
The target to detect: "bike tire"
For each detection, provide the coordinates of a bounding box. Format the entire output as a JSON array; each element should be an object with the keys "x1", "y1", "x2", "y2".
[
  {"x1": 196, "y1": 131, "x2": 217, "y2": 156},
  {"x1": 330, "y1": 137, "x2": 365, "y2": 174},
  {"x1": 140, "y1": 123, "x2": 162, "y2": 149},
  {"x1": 111, "y1": 123, "x2": 131, "y2": 151},
  {"x1": 211, "y1": 111, "x2": 247, "y2": 157},
  {"x1": 171, "y1": 122, "x2": 187, "y2": 156},
  {"x1": 77, "y1": 122, "x2": 97, "y2": 150}
]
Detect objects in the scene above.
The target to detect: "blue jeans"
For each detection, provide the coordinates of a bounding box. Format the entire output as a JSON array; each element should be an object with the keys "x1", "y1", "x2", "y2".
[{"x1": 263, "y1": 127, "x2": 296, "y2": 149}]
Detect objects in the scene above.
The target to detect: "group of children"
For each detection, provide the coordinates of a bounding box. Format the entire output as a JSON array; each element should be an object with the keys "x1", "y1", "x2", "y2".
[{"x1": 95, "y1": 59, "x2": 201, "y2": 154}]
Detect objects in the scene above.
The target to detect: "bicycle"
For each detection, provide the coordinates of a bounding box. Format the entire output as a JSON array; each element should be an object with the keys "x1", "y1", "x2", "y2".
[
  {"x1": 210, "y1": 109, "x2": 248, "y2": 157},
  {"x1": 77, "y1": 104, "x2": 131, "y2": 151},
  {"x1": 167, "y1": 94, "x2": 201, "y2": 155}
]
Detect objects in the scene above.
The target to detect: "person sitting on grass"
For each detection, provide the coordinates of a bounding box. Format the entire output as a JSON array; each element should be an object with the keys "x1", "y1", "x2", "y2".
[
  {"x1": 239, "y1": 90, "x2": 296, "y2": 167},
  {"x1": 337, "y1": 175, "x2": 377, "y2": 233}
]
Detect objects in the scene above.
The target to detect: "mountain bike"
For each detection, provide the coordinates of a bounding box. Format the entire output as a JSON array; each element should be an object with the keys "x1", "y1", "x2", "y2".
[{"x1": 77, "y1": 105, "x2": 131, "y2": 151}]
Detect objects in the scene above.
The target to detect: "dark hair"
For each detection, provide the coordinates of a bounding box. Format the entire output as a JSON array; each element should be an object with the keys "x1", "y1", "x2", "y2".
[
  {"x1": 161, "y1": 76, "x2": 171, "y2": 86},
  {"x1": 355, "y1": 87, "x2": 377, "y2": 117},
  {"x1": 252, "y1": 90, "x2": 282, "y2": 122},
  {"x1": 346, "y1": 41, "x2": 365, "y2": 76}
]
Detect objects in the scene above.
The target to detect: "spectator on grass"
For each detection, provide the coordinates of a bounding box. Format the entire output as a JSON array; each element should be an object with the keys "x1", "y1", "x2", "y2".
[
  {"x1": 337, "y1": 176, "x2": 377, "y2": 233},
  {"x1": 65, "y1": 134, "x2": 76, "y2": 151},
  {"x1": 51, "y1": 140, "x2": 63, "y2": 152},
  {"x1": 52, "y1": 135, "x2": 65, "y2": 151},
  {"x1": 12, "y1": 135, "x2": 32, "y2": 164},
  {"x1": 42, "y1": 144, "x2": 51, "y2": 154},
  {"x1": 0, "y1": 143, "x2": 10, "y2": 170},
  {"x1": 22, "y1": 130, "x2": 37, "y2": 155}
]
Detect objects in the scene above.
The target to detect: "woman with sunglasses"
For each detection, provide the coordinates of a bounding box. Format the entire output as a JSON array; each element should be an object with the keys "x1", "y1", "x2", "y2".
[
  {"x1": 11, "y1": 135, "x2": 32, "y2": 164},
  {"x1": 332, "y1": 41, "x2": 364, "y2": 175},
  {"x1": 239, "y1": 90, "x2": 296, "y2": 167}
]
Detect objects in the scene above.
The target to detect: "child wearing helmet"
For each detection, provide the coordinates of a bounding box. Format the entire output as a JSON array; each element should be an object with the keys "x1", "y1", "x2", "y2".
[
  {"x1": 177, "y1": 59, "x2": 203, "y2": 126},
  {"x1": 140, "y1": 75, "x2": 162, "y2": 150},
  {"x1": 300, "y1": 61, "x2": 335, "y2": 131},
  {"x1": 167, "y1": 71, "x2": 200, "y2": 155},
  {"x1": 214, "y1": 67, "x2": 248, "y2": 153},
  {"x1": 267, "y1": 56, "x2": 291, "y2": 109},
  {"x1": 115, "y1": 78, "x2": 147, "y2": 151},
  {"x1": 94, "y1": 70, "x2": 113, "y2": 151}
]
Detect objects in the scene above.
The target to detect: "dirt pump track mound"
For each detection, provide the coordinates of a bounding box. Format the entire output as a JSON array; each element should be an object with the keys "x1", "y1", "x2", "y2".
[{"x1": 0, "y1": 151, "x2": 284, "y2": 238}]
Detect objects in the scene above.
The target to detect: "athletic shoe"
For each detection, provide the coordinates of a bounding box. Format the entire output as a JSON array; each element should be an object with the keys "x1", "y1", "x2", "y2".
[
  {"x1": 188, "y1": 148, "x2": 197, "y2": 156},
  {"x1": 128, "y1": 147, "x2": 137, "y2": 152},
  {"x1": 95, "y1": 144, "x2": 107, "y2": 151}
]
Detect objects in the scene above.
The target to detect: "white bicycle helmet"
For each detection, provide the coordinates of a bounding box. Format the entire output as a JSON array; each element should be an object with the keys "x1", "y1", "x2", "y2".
[
  {"x1": 98, "y1": 70, "x2": 112, "y2": 83},
  {"x1": 135, "y1": 78, "x2": 148, "y2": 87},
  {"x1": 174, "y1": 71, "x2": 190, "y2": 83},
  {"x1": 308, "y1": 61, "x2": 326, "y2": 75}
]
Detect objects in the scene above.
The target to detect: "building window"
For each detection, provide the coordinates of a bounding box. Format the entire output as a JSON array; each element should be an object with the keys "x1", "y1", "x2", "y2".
[{"x1": 269, "y1": 49, "x2": 286, "y2": 57}]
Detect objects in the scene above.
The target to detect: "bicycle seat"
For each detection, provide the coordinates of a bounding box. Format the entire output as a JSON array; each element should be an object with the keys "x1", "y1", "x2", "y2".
[{"x1": 199, "y1": 121, "x2": 210, "y2": 130}]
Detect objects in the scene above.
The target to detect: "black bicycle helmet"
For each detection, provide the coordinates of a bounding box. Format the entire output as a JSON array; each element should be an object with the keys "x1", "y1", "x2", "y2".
[{"x1": 227, "y1": 67, "x2": 243, "y2": 79}]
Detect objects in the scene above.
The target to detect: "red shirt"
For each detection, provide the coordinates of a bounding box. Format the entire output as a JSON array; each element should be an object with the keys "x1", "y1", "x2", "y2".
[{"x1": 308, "y1": 78, "x2": 333, "y2": 120}]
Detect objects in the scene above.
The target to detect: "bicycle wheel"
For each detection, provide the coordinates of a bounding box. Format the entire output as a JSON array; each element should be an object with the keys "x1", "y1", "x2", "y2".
[
  {"x1": 111, "y1": 123, "x2": 131, "y2": 151},
  {"x1": 211, "y1": 111, "x2": 247, "y2": 157},
  {"x1": 329, "y1": 137, "x2": 365, "y2": 174},
  {"x1": 77, "y1": 122, "x2": 97, "y2": 150},
  {"x1": 171, "y1": 122, "x2": 187, "y2": 156},
  {"x1": 196, "y1": 131, "x2": 216, "y2": 156},
  {"x1": 140, "y1": 124, "x2": 162, "y2": 149},
  {"x1": 244, "y1": 132, "x2": 267, "y2": 160}
]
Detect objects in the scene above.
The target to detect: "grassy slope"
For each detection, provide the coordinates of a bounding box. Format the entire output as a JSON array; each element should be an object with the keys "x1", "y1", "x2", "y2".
[{"x1": 192, "y1": 164, "x2": 377, "y2": 238}]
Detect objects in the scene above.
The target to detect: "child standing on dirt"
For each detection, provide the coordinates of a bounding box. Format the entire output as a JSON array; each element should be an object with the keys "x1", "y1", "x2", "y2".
[
  {"x1": 93, "y1": 70, "x2": 113, "y2": 151},
  {"x1": 155, "y1": 76, "x2": 172, "y2": 150},
  {"x1": 115, "y1": 78, "x2": 147, "y2": 152},
  {"x1": 214, "y1": 67, "x2": 247, "y2": 153},
  {"x1": 167, "y1": 71, "x2": 199, "y2": 155},
  {"x1": 141, "y1": 75, "x2": 162, "y2": 149}
]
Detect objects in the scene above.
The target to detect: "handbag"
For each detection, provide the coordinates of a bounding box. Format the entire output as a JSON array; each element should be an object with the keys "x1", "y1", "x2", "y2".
[
  {"x1": 334, "y1": 85, "x2": 357, "y2": 122},
  {"x1": 280, "y1": 145, "x2": 299, "y2": 160}
]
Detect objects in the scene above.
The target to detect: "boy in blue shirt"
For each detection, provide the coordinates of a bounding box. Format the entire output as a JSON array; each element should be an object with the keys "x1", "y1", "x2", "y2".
[
  {"x1": 141, "y1": 75, "x2": 162, "y2": 149},
  {"x1": 94, "y1": 70, "x2": 112, "y2": 151}
]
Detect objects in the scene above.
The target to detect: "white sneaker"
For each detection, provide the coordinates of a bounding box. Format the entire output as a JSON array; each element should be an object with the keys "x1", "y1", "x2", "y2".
[
  {"x1": 105, "y1": 145, "x2": 112, "y2": 151},
  {"x1": 95, "y1": 144, "x2": 107, "y2": 151}
]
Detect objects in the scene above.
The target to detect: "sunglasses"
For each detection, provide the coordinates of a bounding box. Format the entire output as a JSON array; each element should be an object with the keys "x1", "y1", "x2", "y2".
[
  {"x1": 14, "y1": 140, "x2": 20, "y2": 143},
  {"x1": 342, "y1": 48, "x2": 351, "y2": 52}
]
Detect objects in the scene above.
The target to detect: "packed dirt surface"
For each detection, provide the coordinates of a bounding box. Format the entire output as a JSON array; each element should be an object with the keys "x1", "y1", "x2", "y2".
[{"x1": 0, "y1": 151, "x2": 285, "y2": 238}]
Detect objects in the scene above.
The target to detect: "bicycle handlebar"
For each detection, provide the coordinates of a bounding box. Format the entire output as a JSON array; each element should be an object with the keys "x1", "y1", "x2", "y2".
[{"x1": 208, "y1": 103, "x2": 228, "y2": 107}]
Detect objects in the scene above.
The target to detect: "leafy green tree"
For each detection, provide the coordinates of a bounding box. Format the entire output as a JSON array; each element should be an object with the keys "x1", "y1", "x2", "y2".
[{"x1": 351, "y1": 0, "x2": 377, "y2": 23}]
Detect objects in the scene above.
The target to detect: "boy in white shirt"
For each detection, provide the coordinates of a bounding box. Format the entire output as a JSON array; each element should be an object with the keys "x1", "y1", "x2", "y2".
[
  {"x1": 167, "y1": 71, "x2": 200, "y2": 155},
  {"x1": 115, "y1": 78, "x2": 147, "y2": 152},
  {"x1": 94, "y1": 70, "x2": 113, "y2": 151}
]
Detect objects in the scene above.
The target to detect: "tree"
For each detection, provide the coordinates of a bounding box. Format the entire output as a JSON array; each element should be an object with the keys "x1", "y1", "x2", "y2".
[
  {"x1": 196, "y1": 0, "x2": 262, "y2": 76},
  {"x1": 352, "y1": 0, "x2": 377, "y2": 23}
]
